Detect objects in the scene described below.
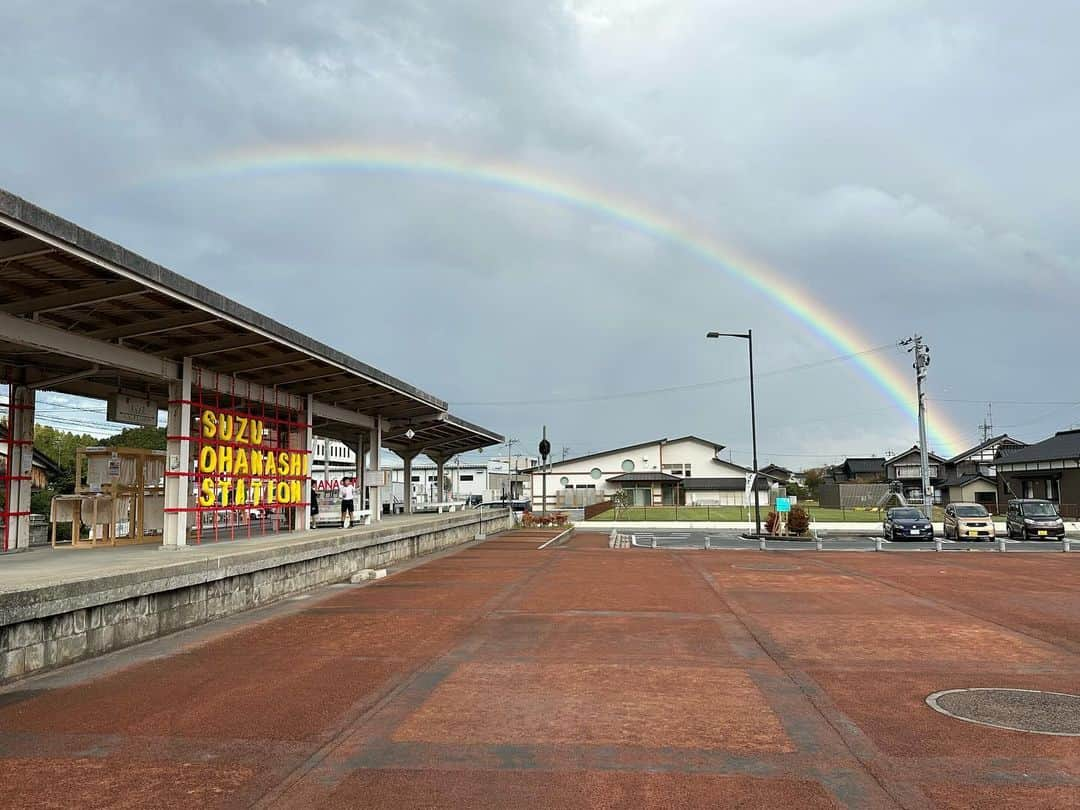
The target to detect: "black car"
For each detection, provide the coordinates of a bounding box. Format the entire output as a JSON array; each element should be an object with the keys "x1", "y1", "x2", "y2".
[
  {"x1": 883, "y1": 507, "x2": 934, "y2": 541},
  {"x1": 1006, "y1": 499, "x2": 1065, "y2": 540}
]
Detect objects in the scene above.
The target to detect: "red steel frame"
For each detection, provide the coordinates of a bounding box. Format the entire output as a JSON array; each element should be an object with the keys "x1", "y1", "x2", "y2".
[
  {"x1": 1, "y1": 377, "x2": 33, "y2": 553},
  {"x1": 165, "y1": 369, "x2": 310, "y2": 544}
]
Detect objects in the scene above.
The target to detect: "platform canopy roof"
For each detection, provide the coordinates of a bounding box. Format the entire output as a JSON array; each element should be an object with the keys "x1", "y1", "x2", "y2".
[{"x1": 0, "y1": 189, "x2": 501, "y2": 455}]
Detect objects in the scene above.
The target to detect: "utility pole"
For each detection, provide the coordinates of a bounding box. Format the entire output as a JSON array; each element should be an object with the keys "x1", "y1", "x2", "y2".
[
  {"x1": 561, "y1": 446, "x2": 570, "y2": 461},
  {"x1": 539, "y1": 427, "x2": 551, "y2": 515},
  {"x1": 900, "y1": 336, "x2": 933, "y2": 519},
  {"x1": 503, "y1": 437, "x2": 518, "y2": 501}
]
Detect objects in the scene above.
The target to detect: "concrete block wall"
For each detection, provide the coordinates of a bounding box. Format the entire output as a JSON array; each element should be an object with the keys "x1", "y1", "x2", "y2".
[{"x1": 0, "y1": 510, "x2": 511, "y2": 684}]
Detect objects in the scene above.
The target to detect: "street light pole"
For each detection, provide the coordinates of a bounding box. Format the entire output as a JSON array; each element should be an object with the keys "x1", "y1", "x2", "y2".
[{"x1": 706, "y1": 330, "x2": 761, "y2": 538}]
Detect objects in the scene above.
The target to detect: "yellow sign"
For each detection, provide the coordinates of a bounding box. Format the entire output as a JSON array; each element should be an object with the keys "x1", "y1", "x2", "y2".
[{"x1": 197, "y1": 410, "x2": 309, "y2": 508}]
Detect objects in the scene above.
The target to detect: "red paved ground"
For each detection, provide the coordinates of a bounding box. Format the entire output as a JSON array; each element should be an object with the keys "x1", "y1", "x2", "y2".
[{"x1": 1, "y1": 529, "x2": 1079, "y2": 808}]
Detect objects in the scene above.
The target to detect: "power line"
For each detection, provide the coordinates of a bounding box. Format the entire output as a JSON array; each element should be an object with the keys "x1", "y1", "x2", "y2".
[{"x1": 450, "y1": 344, "x2": 895, "y2": 407}]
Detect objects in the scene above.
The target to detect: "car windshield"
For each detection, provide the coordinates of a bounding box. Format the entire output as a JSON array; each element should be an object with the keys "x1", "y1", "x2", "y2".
[
  {"x1": 1024, "y1": 502, "x2": 1059, "y2": 517},
  {"x1": 955, "y1": 506, "x2": 989, "y2": 517},
  {"x1": 891, "y1": 509, "x2": 923, "y2": 519}
]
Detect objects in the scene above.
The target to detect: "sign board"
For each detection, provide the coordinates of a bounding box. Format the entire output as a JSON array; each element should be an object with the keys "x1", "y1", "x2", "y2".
[
  {"x1": 107, "y1": 454, "x2": 121, "y2": 478},
  {"x1": 775, "y1": 497, "x2": 792, "y2": 513},
  {"x1": 107, "y1": 394, "x2": 158, "y2": 427}
]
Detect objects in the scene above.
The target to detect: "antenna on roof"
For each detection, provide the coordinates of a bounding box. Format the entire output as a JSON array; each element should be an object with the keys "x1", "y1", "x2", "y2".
[{"x1": 978, "y1": 403, "x2": 993, "y2": 442}]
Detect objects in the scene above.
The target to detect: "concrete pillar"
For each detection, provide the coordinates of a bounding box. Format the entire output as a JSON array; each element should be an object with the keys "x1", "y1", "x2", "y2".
[
  {"x1": 300, "y1": 394, "x2": 313, "y2": 532},
  {"x1": 368, "y1": 416, "x2": 382, "y2": 521},
  {"x1": 402, "y1": 452, "x2": 416, "y2": 515},
  {"x1": 163, "y1": 357, "x2": 193, "y2": 549},
  {"x1": 356, "y1": 433, "x2": 365, "y2": 511},
  {"x1": 436, "y1": 458, "x2": 446, "y2": 503},
  {"x1": 7, "y1": 383, "x2": 35, "y2": 551}
]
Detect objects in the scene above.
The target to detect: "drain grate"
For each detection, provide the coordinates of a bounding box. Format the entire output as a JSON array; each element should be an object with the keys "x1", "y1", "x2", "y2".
[
  {"x1": 732, "y1": 562, "x2": 800, "y2": 572},
  {"x1": 927, "y1": 688, "x2": 1080, "y2": 736}
]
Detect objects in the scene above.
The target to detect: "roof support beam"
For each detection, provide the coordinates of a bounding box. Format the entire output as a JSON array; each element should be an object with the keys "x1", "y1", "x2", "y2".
[
  {"x1": 88, "y1": 311, "x2": 218, "y2": 341},
  {"x1": 215, "y1": 352, "x2": 311, "y2": 374},
  {"x1": 0, "y1": 311, "x2": 179, "y2": 380},
  {"x1": 310, "y1": 399, "x2": 375, "y2": 430},
  {"x1": 0, "y1": 280, "x2": 145, "y2": 315},
  {"x1": 0, "y1": 237, "x2": 53, "y2": 261},
  {"x1": 174, "y1": 334, "x2": 275, "y2": 357}
]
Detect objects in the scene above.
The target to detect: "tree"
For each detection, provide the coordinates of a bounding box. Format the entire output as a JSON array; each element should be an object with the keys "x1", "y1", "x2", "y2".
[
  {"x1": 33, "y1": 424, "x2": 98, "y2": 472},
  {"x1": 611, "y1": 488, "x2": 633, "y2": 520},
  {"x1": 802, "y1": 467, "x2": 826, "y2": 500},
  {"x1": 101, "y1": 426, "x2": 166, "y2": 451}
]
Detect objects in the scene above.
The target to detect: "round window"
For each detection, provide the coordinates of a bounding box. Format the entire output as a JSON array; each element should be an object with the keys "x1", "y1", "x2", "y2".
[
  {"x1": 559, "y1": 476, "x2": 569, "y2": 486},
  {"x1": 621, "y1": 459, "x2": 635, "y2": 472},
  {"x1": 590, "y1": 467, "x2": 603, "y2": 480}
]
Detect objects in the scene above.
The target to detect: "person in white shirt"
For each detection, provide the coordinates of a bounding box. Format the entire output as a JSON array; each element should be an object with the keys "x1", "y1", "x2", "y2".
[{"x1": 339, "y1": 479, "x2": 356, "y2": 526}]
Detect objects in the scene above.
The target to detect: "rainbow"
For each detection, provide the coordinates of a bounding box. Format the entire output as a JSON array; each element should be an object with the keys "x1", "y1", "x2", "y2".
[{"x1": 145, "y1": 143, "x2": 967, "y2": 456}]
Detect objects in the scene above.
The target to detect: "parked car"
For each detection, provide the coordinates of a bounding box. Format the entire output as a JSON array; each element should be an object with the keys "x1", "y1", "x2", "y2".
[
  {"x1": 883, "y1": 506, "x2": 934, "y2": 540},
  {"x1": 1006, "y1": 499, "x2": 1065, "y2": 540},
  {"x1": 943, "y1": 502, "x2": 995, "y2": 540}
]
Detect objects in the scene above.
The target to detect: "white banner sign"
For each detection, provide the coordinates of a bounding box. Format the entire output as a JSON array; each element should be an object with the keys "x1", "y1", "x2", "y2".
[{"x1": 107, "y1": 393, "x2": 158, "y2": 427}]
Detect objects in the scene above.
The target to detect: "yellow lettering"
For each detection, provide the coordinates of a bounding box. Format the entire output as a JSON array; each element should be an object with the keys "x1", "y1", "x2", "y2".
[
  {"x1": 219, "y1": 414, "x2": 234, "y2": 441},
  {"x1": 217, "y1": 445, "x2": 233, "y2": 474},
  {"x1": 199, "y1": 478, "x2": 216, "y2": 507},
  {"x1": 278, "y1": 451, "x2": 290, "y2": 471},
  {"x1": 234, "y1": 448, "x2": 249, "y2": 475},
  {"x1": 264, "y1": 452, "x2": 276, "y2": 476},
  {"x1": 201, "y1": 410, "x2": 217, "y2": 439},
  {"x1": 220, "y1": 480, "x2": 233, "y2": 506},
  {"x1": 266, "y1": 481, "x2": 276, "y2": 504},
  {"x1": 252, "y1": 419, "x2": 264, "y2": 444},
  {"x1": 235, "y1": 416, "x2": 249, "y2": 445},
  {"x1": 303, "y1": 454, "x2": 310, "y2": 475},
  {"x1": 289, "y1": 452, "x2": 302, "y2": 477},
  {"x1": 251, "y1": 480, "x2": 263, "y2": 506},
  {"x1": 277, "y1": 481, "x2": 291, "y2": 503},
  {"x1": 289, "y1": 480, "x2": 302, "y2": 504},
  {"x1": 235, "y1": 479, "x2": 247, "y2": 505},
  {"x1": 198, "y1": 445, "x2": 216, "y2": 474},
  {"x1": 251, "y1": 450, "x2": 264, "y2": 476}
]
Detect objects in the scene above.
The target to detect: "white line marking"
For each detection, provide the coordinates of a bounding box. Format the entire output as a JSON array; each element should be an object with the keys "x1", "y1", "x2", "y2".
[{"x1": 538, "y1": 527, "x2": 574, "y2": 549}]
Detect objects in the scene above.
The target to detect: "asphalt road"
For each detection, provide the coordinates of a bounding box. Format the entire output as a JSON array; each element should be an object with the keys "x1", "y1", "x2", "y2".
[{"x1": 628, "y1": 530, "x2": 1078, "y2": 552}]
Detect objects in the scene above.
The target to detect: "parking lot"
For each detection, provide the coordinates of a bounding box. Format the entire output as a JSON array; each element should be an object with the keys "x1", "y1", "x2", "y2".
[
  {"x1": 627, "y1": 529, "x2": 1080, "y2": 553},
  {"x1": 2, "y1": 528, "x2": 1078, "y2": 808}
]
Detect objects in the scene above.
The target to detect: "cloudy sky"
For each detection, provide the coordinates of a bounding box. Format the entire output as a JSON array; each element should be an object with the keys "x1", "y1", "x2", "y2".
[{"x1": 3, "y1": 0, "x2": 1079, "y2": 467}]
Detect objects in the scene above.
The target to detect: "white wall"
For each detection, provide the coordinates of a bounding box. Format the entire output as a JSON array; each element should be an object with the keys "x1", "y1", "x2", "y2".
[{"x1": 528, "y1": 437, "x2": 742, "y2": 511}]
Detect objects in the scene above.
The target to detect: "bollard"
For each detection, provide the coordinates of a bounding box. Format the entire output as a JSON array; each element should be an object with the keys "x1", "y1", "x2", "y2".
[
  {"x1": 998, "y1": 537, "x2": 1007, "y2": 553},
  {"x1": 815, "y1": 537, "x2": 823, "y2": 552},
  {"x1": 934, "y1": 537, "x2": 943, "y2": 552},
  {"x1": 651, "y1": 537, "x2": 657, "y2": 549},
  {"x1": 609, "y1": 529, "x2": 617, "y2": 548},
  {"x1": 1064, "y1": 538, "x2": 1072, "y2": 553},
  {"x1": 704, "y1": 536, "x2": 711, "y2": 551},
  {"x1": 759, "y1": 536, "x2": 767, "y2": 551},
  {"x1": 875, "y1": 536, "x2": 883, "y2": 552}
]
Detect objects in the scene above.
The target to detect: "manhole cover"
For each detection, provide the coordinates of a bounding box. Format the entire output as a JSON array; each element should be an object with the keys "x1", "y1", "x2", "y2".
[
  {"x1": 926, "y1": 689, "x2": 1080, "y2": 736},
  {"x1": 732, "y1": 562, "x2": 801, "y2": 571}
]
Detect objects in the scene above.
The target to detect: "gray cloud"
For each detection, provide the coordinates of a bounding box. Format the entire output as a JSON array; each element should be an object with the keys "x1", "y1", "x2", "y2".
[{"x1": 3, "y1": 0, "x2": 1079, "y2": 465}]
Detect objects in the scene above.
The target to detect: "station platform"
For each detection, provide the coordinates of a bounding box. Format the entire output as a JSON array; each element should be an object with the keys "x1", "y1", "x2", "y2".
[{"x1": 0, "y1": 507, "x2": 512, "y2": 683}]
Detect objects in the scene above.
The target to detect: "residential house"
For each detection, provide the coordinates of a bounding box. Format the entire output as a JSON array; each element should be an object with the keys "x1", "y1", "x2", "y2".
[
  {"x1": 523, "y1": 436, "x2": 772, "y2": 511},
  {"x1": 995, "y1": 429, "x2": 1080, "y2": 517},
  {"x1": 885, "y1": 446, "x2": 947, "y2": 504},
  {"x1": 829, "y1": 457, "x2": 886, "y2": 484},
  {"x1": 760, "y1": 464, "x2": 793, "y2": 483},
  {"x1": 0, "y1": 426, "x2": 61, "y2": 490},
  {"x1": 939, "y1": 434, "x2": 1026, "y2": 509}
]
